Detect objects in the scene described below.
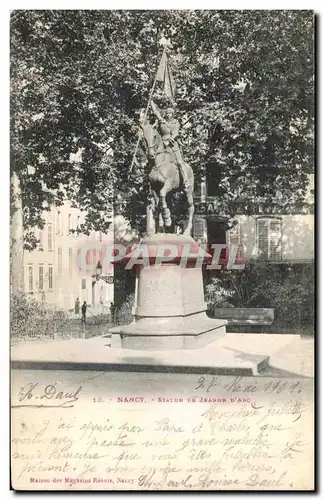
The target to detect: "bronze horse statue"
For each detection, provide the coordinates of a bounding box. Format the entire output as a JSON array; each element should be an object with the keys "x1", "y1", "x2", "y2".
[{"x1": 140, "y1": 121, "x2": 195, "y2": 237}]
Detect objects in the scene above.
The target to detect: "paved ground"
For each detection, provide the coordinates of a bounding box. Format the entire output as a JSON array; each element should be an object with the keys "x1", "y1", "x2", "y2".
[
  {"x1": 11, "y1": 334, "x2": 314, "y2": 378},
  {"x1": 53, "y1": 314, "x2": 114, "y2": 339}
]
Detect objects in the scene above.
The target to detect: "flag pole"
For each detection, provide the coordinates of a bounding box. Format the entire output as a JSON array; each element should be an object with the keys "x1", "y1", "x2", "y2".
[{"x1": 128, "y1": 48, "x2": 166, "y2": 174}]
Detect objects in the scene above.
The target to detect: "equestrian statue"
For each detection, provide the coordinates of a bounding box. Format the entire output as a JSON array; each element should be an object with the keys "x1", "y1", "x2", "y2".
[{"x1": 139, "y1": 100, "x2": 195, "y2": 237}]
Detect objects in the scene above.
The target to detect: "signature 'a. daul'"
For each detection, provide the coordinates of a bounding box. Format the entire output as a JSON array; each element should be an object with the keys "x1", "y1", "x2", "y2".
[{"x1": 13, "y1": 382, "x2": 82, "y2": 408}]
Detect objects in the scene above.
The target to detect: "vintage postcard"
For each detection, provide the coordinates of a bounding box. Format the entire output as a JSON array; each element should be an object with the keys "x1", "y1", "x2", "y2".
[{"x1": 10, "y1": 10, "x2": 314, "y2": 491}]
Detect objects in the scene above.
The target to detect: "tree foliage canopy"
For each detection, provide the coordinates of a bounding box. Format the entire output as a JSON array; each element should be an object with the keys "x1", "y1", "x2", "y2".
[{"x1": 10, "y1": 10, "x2": 314, "y2": 241}]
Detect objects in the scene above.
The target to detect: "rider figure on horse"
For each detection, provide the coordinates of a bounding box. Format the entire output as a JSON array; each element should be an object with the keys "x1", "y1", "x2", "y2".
[{"x1": 151, "y1": 100, "x2": 190, "y2": 193}]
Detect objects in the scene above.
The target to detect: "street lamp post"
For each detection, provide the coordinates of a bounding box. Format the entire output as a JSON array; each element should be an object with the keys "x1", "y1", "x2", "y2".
[
  {"x1": 92, "y1": 261, "x2": 114, "y2": 284},
  {"x1": 91, "y1": 261, "x2": 115, "y2": 317}
]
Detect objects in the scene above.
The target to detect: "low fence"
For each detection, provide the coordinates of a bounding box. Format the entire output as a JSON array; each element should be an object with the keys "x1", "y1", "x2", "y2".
[
  {"x1": 11, "y1": 302, "x2": 313, "y2": 345},
  {"x1": 10, "y1": 309, "x2": 114, "y2": 344}
]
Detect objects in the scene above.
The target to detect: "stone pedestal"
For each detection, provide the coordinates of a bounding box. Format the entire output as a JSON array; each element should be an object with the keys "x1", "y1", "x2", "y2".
[{"x1": 110, "y1": 234, "x2": 227, "y2": 350}]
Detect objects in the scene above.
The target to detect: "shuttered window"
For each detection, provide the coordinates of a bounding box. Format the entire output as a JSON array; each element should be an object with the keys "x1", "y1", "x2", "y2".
[
  {"x1": 193, "y1": 219, "x2": 207, "y2": 243},
  {"x1": 28, "y1": 266, "x2": 33, "y2": 292},
  {"x1": 229, "y1": 221, "x2": 240, "y2": 246},
  {"x1": 48, "y1": 224, "x2": 53, "y2": 251},
  {"x1": 256, "y1": 218, "x2": 282, "y2": 261},
  {"x1": 48, "y1": 265, "x2": 53, "y2": 290},
  {"x1": 38, "y1": 230, "x2": 43, "y2": 250},
  {"x1": 38, "y1": 265, "x2": 44, "y2": 290}
]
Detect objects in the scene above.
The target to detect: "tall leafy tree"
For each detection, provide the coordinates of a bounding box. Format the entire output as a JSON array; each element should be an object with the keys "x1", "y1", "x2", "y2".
[{"x1": 10, "y1": 10, "x2": 314, "y2": 250}]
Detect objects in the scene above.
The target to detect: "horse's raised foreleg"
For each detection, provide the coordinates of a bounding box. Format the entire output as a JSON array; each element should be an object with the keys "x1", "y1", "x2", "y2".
[
  {"x1": 158, "y1": 212, "x2": 164, "y2": 230},
  {"x1": 184, "y1": 187, "x2": 194, "y2": 237},
  {"x1": 146, "y1": 194, "x2": 156, "y2": 236},
  {"x1": 152, "y1": 189, "x2": 163, "y2": 232},
  {"x1": 160, "y1": 180, "x2": 173, "y2": 228}
]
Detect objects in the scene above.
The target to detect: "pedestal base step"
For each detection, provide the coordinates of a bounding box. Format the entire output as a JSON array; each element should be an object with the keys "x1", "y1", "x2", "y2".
[
  {"x1": 11, "y1": 334, "x2": 306, "y2": 378},
  {"x1": 120, "y1": 332, "x2": 222, "y2": 350},
  {"x1": 111, "y1": 318, "x2": 226, "y2": 350}
]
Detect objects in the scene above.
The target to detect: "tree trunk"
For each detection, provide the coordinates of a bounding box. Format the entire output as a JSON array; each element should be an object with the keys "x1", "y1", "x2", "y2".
[{"x1": 11, "y1": 171, "x2": 24, "y2": 294}]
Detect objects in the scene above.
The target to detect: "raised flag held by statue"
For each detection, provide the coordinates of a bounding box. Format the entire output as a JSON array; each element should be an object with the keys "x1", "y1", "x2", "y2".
[
  {"x1": 128, "y1": 39, "x2": 176, "y2": 173},
  {"x1": 155, "y1": 48, "x2": 176, "y2": 103}
]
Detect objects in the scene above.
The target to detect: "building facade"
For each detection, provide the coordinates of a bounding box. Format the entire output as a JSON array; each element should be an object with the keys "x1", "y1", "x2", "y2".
[
  {"x1": 23, "y1": 202, "x2": 114, "y2": 312},
  {"x1": 192, "y1": 174, "x2": 314, "y2": 264}
]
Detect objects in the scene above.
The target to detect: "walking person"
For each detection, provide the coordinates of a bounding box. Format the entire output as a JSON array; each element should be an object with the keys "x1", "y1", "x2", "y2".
[
  {"x1": 81, "y1": 301, "x2": 87, "y2": 324},
  {"x1": 74, "y1": 297, "x2": 80, "y2": 318},
  {"x1": 110, "y1": 302, "x2": 116, "y2": 325}
]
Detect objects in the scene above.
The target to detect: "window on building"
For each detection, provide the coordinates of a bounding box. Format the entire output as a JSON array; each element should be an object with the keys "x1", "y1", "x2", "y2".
[
  {"x1": 39, "y1": 265, "x2": 44, "y2": 291},
  {"x1": 77, "y1": 215, "x2": 81, "y2": 229},
  {"x1": 200, "y1": 177, "x2": 207, "y2": 198},
  {"x1": 39, "y1": 230, "x2": 43, "y2": 250},
  {"x1": 256, "y1": 218, "x2": 282, "y2": 261},
  {"x1": 193, "y1": 219, "x2": 207, "y2": 244},
  {"x1": 68, "y1": 214, "x2": 72, "y2": 232},
  {"x1": 207, "y1": 219, "x2": 227, "y2": 246},
  {"x1": 229, "y1": 221, "x2": 241, "y2": 246},
  {"x1": 28, "y1": 266, "x2": 33, "y2": 293},
  {"x1": 48, "y1": 264, "x2": 53, "y2": 290},
  {"x1": 207, "y1": 219, "x2": 228, "y2": 265},
  {"x1": 69, "y1": 248, "x2": 73, "y2": 275},
  {"x1": 77, "y1": 248, "x2": 81, "y2": 271},
  {"x1": 58, "y1": 247, "x2": 63, "y2": 275},
  {"x1": 48, "y1": 224, "x2": 53, "y2": 251},
  {"x1": 81, "y1": 278, "x2": 86, "y2": 290},
  {"x1": 229, "y1": 221, "x2": 245, "y2": 265},
  {"x1": 56, "y1": 211, "x2": 61, "y2": 234},
  {"x1": 206, "y1": 163, "x2": 221, "y2": 197},
  {"x1": 92, "y1": 248, "x2": 99, "y2": 272}
]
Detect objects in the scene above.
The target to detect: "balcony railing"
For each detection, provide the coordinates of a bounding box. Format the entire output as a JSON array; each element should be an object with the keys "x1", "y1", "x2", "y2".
[{"x1": 194, "y1": 196, "x2": 314, "y2": 217}]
